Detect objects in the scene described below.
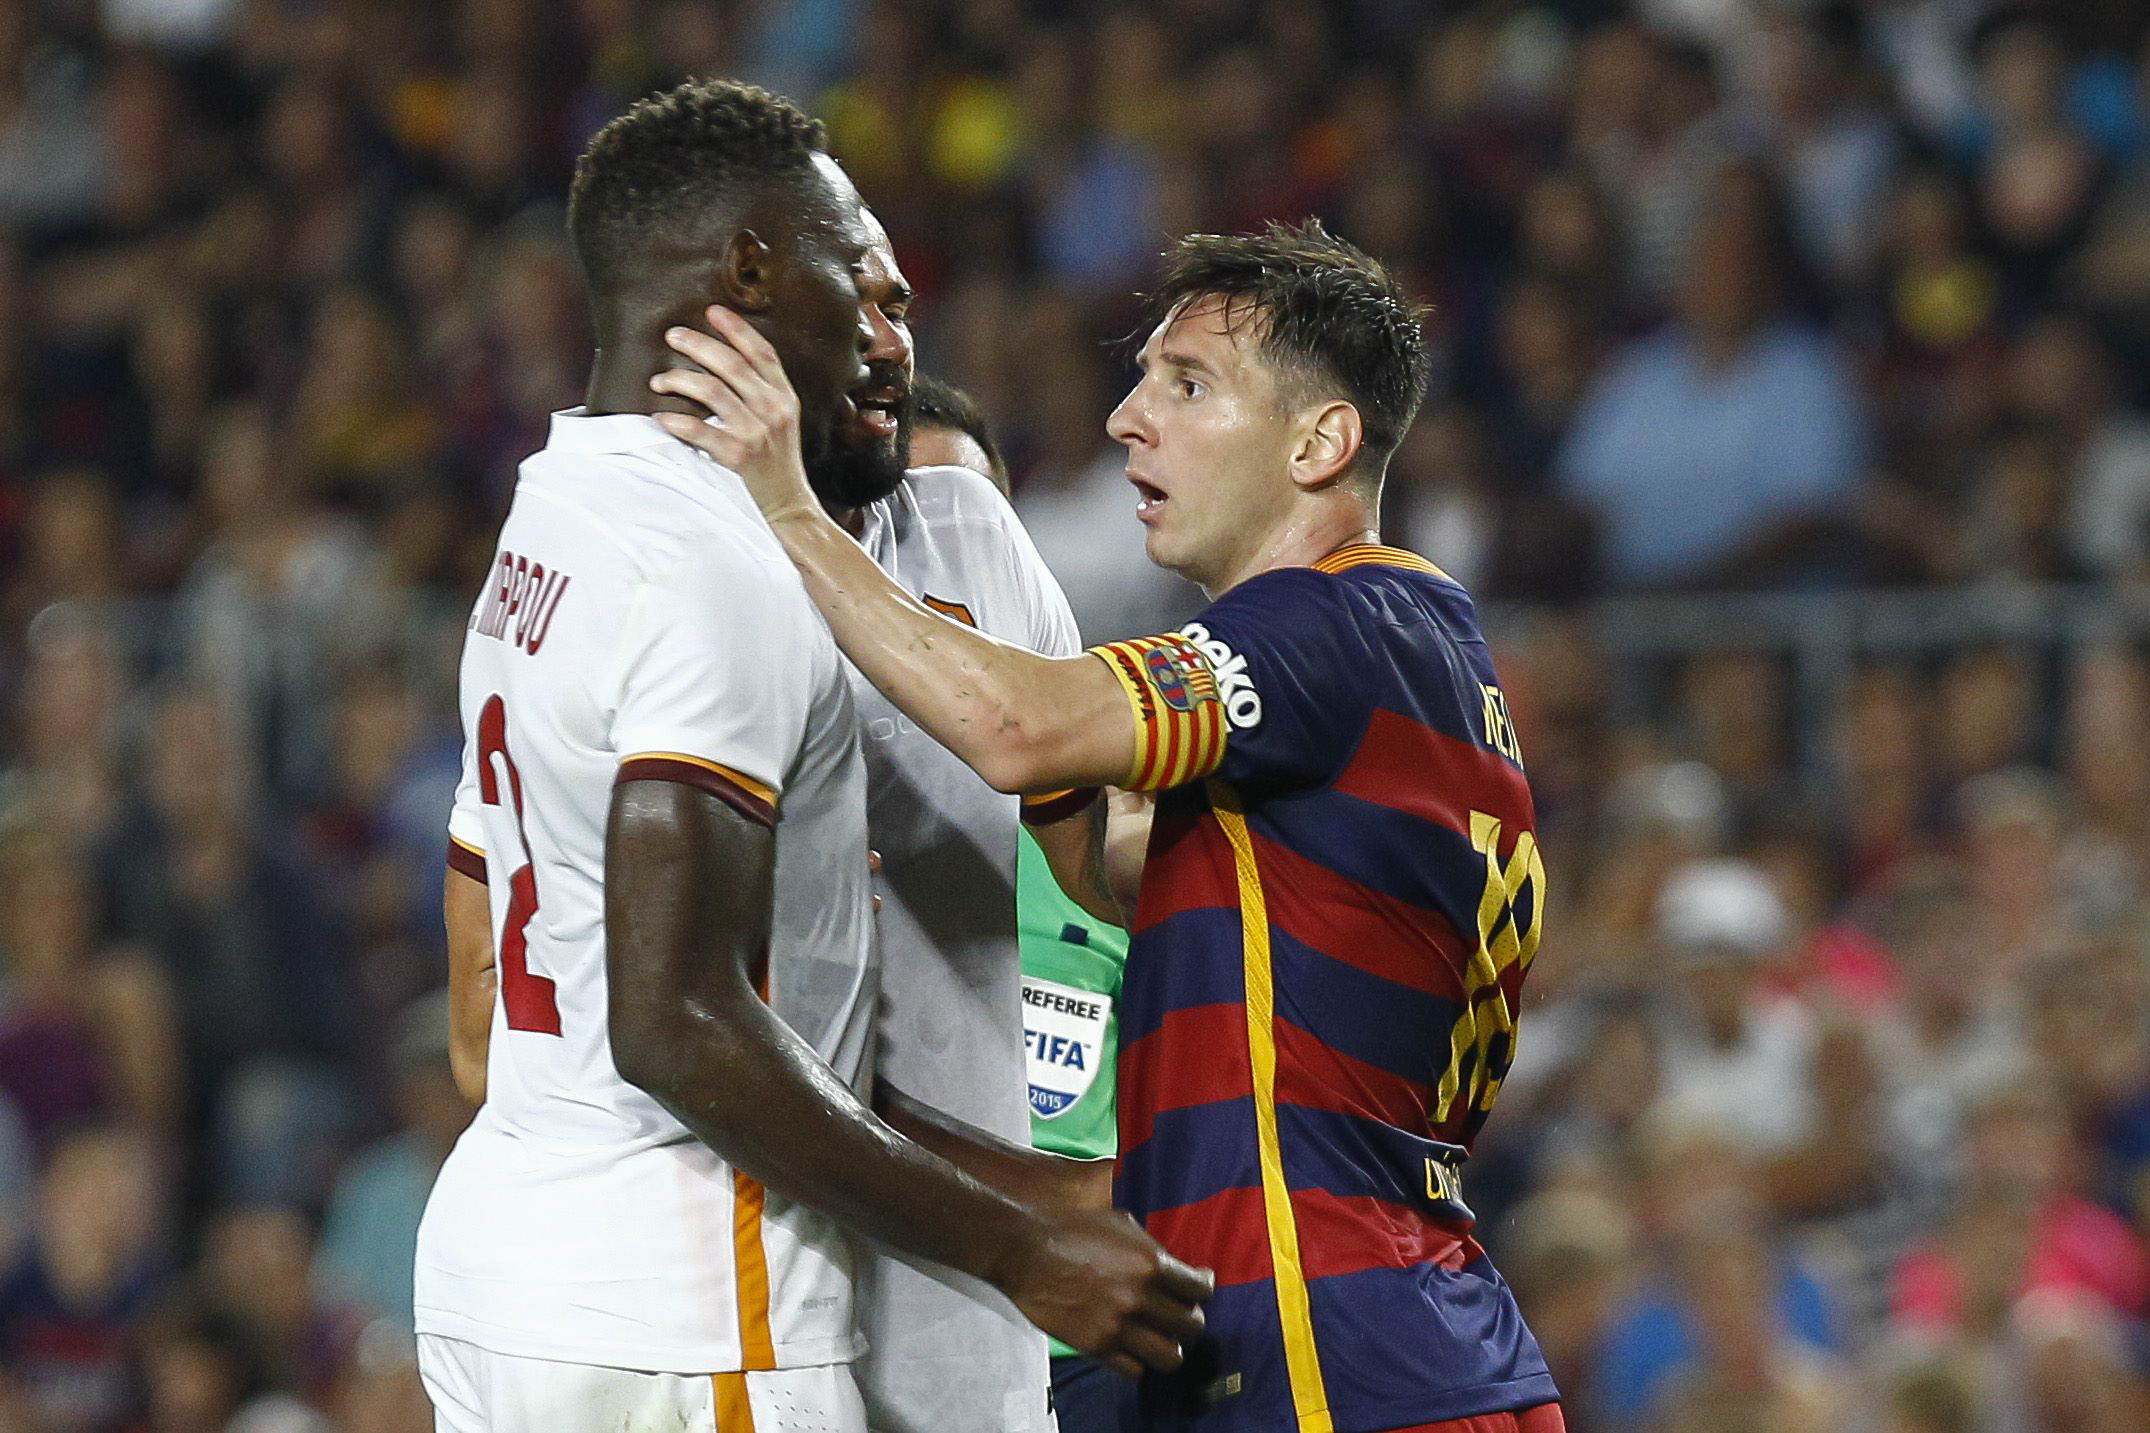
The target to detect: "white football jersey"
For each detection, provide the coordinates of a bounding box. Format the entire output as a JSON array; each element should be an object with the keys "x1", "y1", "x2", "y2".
[
  {"x1": 416, "y1": 411, "x2": 877, "y2": 1376},
  {"x1": 849, "y1": 466, "x2": 1079, "y2": 1433}
]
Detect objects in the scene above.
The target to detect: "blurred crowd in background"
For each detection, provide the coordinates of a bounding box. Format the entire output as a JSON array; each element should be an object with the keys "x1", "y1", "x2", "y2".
[{"x1": 3, "y1": 0, "x2": 2150, "y2": 1429}]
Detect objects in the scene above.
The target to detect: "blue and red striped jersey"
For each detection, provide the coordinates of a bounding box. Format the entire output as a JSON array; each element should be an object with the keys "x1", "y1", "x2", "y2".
[{"x1": 1113, "y1": 545, "x2": 1555, "y2": 1432}]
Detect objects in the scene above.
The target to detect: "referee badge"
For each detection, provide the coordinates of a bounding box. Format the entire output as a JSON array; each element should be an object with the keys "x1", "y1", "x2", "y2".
[{"x1": 1021, "y1": 975, "x2": 1111, "y2": 1119}]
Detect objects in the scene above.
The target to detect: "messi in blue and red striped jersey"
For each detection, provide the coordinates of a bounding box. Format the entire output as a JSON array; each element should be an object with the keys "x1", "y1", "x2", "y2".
[
  {"x1": 1089, "y1": 541, "x2": 1553, "y2": 1432},
  {"x1": 654, "y1": 217, "x2": 1562, "y2": 1432}
]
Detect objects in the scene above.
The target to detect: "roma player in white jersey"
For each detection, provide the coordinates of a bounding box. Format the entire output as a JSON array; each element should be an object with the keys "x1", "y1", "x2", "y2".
[
  {"x1": 827, "y1": 219, "x2": 1126, "y2": 1433},
  {"x1": 417, "y1": 80, "x2": 1209, "y2": 1433}
]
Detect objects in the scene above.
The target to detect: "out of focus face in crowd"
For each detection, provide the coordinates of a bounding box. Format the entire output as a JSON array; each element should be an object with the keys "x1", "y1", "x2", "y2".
[
  {"x1": 147, "y1": 690, "x2": 237, "y2": 830},
  {"x1": 0, "y1": 834, "x2": 94, "y2": 988},
  {"x1": 39, "y1": 1127, "x2": 160, "y2": 1294},
  {"x1": 1108, "y1": 296, "x2": 1297, "y2": 591},
  {"x1": 204, "y1": 1206, "x2": 315, "y2": 1342},
  {"x1": 1677, "y1": 206, "x2": 1768, "y2": 349},
  {"x1": 1965, "y1": 1089, "x2": 2072, "y2": 1203}
]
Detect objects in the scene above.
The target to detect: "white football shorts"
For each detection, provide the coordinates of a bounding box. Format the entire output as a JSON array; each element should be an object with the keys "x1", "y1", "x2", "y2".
[{"x1": 417, "y1": 1334, "x2": 867, "y2": 1432}]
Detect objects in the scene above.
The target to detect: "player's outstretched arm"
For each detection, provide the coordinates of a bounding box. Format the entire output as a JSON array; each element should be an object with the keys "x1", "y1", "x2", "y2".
[
  {"x1": 649, "y1": 309, "x2": 1137, "y2": 798},
  {"x1": 605, "y1": 778, "x2": 1210, "y2": 1376},
  {"x1": 443, "y1": 864, "x2": 494, "y2": 1106}
]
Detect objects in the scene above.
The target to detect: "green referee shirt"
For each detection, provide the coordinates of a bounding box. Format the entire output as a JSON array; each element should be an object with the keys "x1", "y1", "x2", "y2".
[{"x1": 1018, "y1": 827, "x2": 1129, "y2": 1358}]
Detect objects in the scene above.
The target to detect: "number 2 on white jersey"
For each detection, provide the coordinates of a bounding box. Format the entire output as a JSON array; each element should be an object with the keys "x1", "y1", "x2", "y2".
[{"x1": 477, "y1": 694, "x2": 562, "y2": 1035}]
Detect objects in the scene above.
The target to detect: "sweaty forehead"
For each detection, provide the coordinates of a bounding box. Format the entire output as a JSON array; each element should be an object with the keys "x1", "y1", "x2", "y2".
[
  {"x1": 1149, "y1": 295, "x2": 1264, "y2": 375},
  {"x1": 859, "y1": 208, "x2": 907, "y2": 284},
  {"x1": 788, "y1": 153, "x2": 871, "y2": 253}
]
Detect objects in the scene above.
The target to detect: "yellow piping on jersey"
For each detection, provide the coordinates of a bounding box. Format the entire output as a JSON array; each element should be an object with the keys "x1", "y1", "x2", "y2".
[
  {"x1": 712, "y1": 1370, "x2": 756, "y2": 1429},
  {"x1": 1210, "y1": 781, "x2": 1334, "y2": 1432},
  {"x1": 1310, "y1": 543, "x2": 1447, "y2": 580},
  {"x1": 617, "y1": 751, "x2": 779, "y2": 808}
]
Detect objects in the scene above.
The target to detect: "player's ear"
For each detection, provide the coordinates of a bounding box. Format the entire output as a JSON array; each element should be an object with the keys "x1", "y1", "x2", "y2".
[
  {"x1": 1290, "y1": 400, "x2": 1364, "y2": 492},
  {"x1": 714, "y1": 230, "x2": 776, "y2": 314}
]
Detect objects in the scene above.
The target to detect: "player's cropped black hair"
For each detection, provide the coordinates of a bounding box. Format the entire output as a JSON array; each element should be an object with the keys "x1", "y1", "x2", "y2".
[
  {"x1": 568, "y1": 79, "x2": 827, "y2": 294},
  {"x1": 1138, "y1": 219, "x2": 1433, "y2": 474},
  {"x1": 910, "y1": 375, "x2": 1008, "y2": 488}
]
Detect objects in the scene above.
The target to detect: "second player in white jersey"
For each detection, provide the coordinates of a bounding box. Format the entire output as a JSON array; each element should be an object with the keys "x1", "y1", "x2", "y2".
[
  {"x1": 417, "y1": 410, "x2": 877, "y2": 1374},
  {"x1": 850, "y1": 464, "x2": 1080, "y2": 1433}
]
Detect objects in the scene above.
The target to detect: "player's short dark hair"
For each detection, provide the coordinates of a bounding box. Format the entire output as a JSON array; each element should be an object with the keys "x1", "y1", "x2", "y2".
[
  {"x1": 910, "y1": 375, "x2": 1007, "y2": 489},
  {"x1": 1139, "y1": 219, "x2": 1432, "y2": 476},
  {"x1": 568, "y1": 79, "x2": 827, "y2": 294}
]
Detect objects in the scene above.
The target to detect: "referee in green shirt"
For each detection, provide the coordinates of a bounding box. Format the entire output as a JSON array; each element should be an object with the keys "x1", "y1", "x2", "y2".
[{"x1": 1017, "y1": 825, "x2": 1128, "y2": 1431}]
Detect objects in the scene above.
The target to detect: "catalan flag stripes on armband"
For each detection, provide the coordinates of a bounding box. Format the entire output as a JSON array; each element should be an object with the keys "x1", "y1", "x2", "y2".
[{"x1": 1087, "y1": 633, "x2": 1229, "y2": 791}]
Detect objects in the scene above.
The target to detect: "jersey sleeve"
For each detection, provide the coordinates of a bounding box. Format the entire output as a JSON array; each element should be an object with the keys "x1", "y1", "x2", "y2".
[
  {"x1": 1088, "y1": 567, "x2": 1369, "y2": 792},
  {"x1": 608, "y1": 549, "x2": 821, "y2": 828}
]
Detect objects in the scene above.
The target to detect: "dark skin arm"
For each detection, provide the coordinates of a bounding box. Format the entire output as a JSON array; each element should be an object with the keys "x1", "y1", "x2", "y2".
[
  {"x1": 605, "y1": 779, "x2": 1208, "y2": 1375},
  {"x1": 444, "y1": 866, "x2": 495, "y2": 1106},
  {"x1": 875, "y1": 1080, "x2": 1115, "y2": 1211}
]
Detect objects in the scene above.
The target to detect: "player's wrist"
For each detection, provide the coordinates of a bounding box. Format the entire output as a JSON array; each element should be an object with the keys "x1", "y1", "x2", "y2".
[
  {"x1": 975, "y1": 1197, "x2": 1060, "y2": 1301},
  {"x1": 761, "y1": 496, "x2": 827, "y2": 533}
]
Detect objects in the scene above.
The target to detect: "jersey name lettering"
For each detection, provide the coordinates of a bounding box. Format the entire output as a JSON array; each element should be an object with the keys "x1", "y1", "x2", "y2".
[
  {"x1": 471, "y1": 547, "x2": 573, "y2": 655},
  {"x1": 1480, "y1": 683, "x2": 1522, "y2": 767}
]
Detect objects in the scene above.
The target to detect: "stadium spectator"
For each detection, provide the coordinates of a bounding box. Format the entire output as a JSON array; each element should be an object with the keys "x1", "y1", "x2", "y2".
[
  {"x1": 1648, "y1": 1212, "x2": 1858, "y2": 1433},
  {"x1": 1558, "y1": 163, "x2": 1867, "y2": 587},
  {"x1": 1650, "y1": 859, "x2": 1818, "y2": 1154},
  {"x1": 1867, "y1": 859, "x2": 2031, "y2": 1221},
  {"x1": 1891, "y1": 1084, "x2": 2150, "y2": 1333},
  {"x1": 135, "y1": 1294, "x2": 331, "y2": 1433},
  {"x1": 312, "y1": 994, "x2": 466, "y2": 1333},
  {"x1": 200, "y1": 1206, "x2": 366, "y2": 1411},
  {"x1": 0, "y1": 1125, "x2": 167, "y2": 1432},
  {"x1": 0, "y1": 827, "x2": 176, "y2": 1149},
  {"x1": 95, "y1": 688, "x2": 360, "y2": 1210}
]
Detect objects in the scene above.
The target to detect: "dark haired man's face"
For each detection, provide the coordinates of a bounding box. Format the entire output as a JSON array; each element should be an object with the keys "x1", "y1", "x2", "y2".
[
  {"x1": 808, "y1": 209, "x2": 912, "y2": 510},
  {"x1": 1106, "y1": 297, "x2": 1300, "y2": 593},
  {"x1": 753, "y1": 156, "x2": 909, "y2": 512}
]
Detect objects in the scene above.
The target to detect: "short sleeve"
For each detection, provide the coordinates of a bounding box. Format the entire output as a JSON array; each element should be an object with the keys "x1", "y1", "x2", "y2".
[
  {"x1": 1187, "y1": 568, "x2": 1372, "y2": 789},
  {"x1": 1004, "y1": 510, "x2": 1082, "y2": 662},
  {"x1": 608, "y1": 550, "x2": 821, "y2": 828},
  {"x1": 1089, "y1": 568, "x2": 1368, "y2": 793}
]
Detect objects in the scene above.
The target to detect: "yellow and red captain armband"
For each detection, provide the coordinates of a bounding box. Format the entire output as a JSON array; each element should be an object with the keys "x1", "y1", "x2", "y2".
[
  {"x1": 1021, "y1": 787, "x2": 1101, "y2": 825},
  {"x1": 1088, "y1": 632, "x2": 1229, "y2": 792}
]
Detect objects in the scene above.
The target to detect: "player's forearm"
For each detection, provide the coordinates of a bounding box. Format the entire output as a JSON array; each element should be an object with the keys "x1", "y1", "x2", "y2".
[
  {"x1": 768, "y1": 511, "x2": 1126, "y2": 792},
  {"x1": 875, "y1": 1079, "x2": 1112, "y2": 1210},
  {"x1": 606, "y1": 780, "x2": 1048, "y2": 1291},
  {"x1": 629, "y1": 994, "x2": 1053, "y2": 1287},
  {"x1": 444, "y1": 867, "x2": 495, "y2": 1105}
]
